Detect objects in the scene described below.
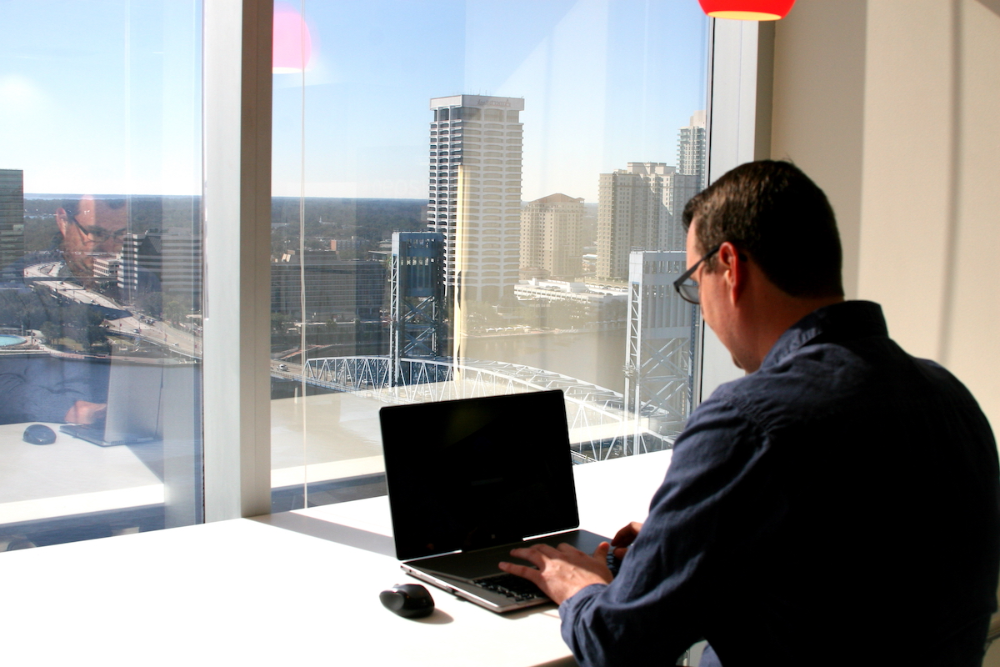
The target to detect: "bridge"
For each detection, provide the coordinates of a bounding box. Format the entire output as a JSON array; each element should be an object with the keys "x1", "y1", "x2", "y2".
[{"x1": 299, "y1": 355, "x2": 680, "y2": 462}]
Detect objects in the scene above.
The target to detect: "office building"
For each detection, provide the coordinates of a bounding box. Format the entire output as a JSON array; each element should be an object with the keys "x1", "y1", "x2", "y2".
[
  {"x1": 678, "y1": 111, "x2": 707, "y2": 192},
  {"x1": 520, "y1": 193, "x2": 584, "y2": 281},
  {"x1": 0, "y1": 169, "x2": 25, "y2": 280},
  {"x1": 426, "y1": 95, "x2": 524, "y2": 302},
  {"x1": 596, "y1": 162, "x2": 699, "y2": 281},
  {"x1": 271, "y1": 251, "x2": 385, "y2": 322},
  {"x1": 120, "y1": 230, "x2": 203, "y2": 309},
  {"x1": 92, "y1": 255, "x2": 120, "y2": 283}
]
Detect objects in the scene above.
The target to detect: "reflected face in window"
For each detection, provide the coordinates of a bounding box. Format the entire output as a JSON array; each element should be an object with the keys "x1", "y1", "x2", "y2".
[{"x1": 55, "y1": 194, "x2": 128, "y2": 281}]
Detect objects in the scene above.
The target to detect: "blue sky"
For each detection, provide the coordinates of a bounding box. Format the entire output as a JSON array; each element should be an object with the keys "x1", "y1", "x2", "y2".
[{"x1": 1, "y1": 0, "x2": 708, "y2": 202}]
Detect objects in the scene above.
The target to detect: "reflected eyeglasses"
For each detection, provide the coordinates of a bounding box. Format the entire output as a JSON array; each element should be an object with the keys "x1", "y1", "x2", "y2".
[
  {"x1": 673, "y1": 244, "x2": 720, "y2": 305},
  {"x1": 70, "y1": 216, "x2": 127, "y2": 244}
]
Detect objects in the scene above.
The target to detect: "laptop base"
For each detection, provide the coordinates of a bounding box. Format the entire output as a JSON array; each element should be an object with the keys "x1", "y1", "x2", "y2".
[
  {"x1": 59, "y1": 423, "x2": 155, "y2": 447},
  {"x1": 403, "y1": 529, "x2": 609, "y2": 613}
]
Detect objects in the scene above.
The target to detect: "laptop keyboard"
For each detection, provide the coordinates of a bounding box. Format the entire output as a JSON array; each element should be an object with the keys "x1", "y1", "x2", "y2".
[{"x1": 474, "y1": 573, "x2": 546, "y2": 602}]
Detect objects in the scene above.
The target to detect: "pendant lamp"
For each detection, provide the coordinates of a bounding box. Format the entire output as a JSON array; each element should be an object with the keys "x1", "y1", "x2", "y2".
[
  {"x1": 273, "y1": 2, "x2": 313, "y2": 73},
  {"x1": 698, "y1": 0, "x2": 795, "y2": 21}
]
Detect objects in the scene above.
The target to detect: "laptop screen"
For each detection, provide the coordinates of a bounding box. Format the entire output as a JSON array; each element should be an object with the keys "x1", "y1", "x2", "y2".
[{"x1": 380, "y1": 389, "x2": 580, "y2": 561}]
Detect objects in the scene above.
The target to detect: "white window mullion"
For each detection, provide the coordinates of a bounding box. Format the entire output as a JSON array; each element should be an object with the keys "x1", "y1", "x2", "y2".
[
  {"x1": 698, "y1": 18, "x2": 776, "y2": 403},
  {"x1": 202, "y1": 0, "x2": 273, "y2": 521}
]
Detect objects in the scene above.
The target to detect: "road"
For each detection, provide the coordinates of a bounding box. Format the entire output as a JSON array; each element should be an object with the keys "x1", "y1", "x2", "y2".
[{"x1": 24, "y1": 262, "x2": 201, "y2": 358}]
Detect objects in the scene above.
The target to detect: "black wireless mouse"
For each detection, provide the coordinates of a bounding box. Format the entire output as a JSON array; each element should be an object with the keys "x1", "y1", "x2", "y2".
[
  {"x1": 23, "y1": 423, "x2": 56, "y2": 445},
  {"x1": 379, "y1": 583, "x2": 435, "y2": 618}
]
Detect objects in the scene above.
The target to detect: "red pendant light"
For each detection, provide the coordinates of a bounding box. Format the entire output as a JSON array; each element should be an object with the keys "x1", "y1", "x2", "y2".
[
  {"x1": 698, "y1": 0, "x2": 796, "y2": 21},
  {"x1": 273, "y1": 2, "x2": 313, "y2": 73}
]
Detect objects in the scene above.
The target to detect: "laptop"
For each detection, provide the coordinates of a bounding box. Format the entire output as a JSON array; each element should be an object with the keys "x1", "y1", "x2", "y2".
[
  {"x1": 379, "y1": 389, "x2": 609, "y2": 613},
  {"x1": 61, "y1": 362, "x2": 164, "y2": 446}
]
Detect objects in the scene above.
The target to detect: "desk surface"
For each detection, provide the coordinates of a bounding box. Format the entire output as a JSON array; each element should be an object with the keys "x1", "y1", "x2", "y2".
[{"x1": 0, "y1": 450, "x2": 672, "y2": 666}]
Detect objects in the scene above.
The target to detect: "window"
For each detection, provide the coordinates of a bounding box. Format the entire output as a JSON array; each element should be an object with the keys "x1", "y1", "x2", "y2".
[
  {"x1": 3, "y1": 2, "x2": 762, "y2": 540},
  {"x1": 0, "y1": 1, "x2": 203, "y2": 549},
  {"x1": 270, "y1": 0, "x2": 711, "y2": 512}
]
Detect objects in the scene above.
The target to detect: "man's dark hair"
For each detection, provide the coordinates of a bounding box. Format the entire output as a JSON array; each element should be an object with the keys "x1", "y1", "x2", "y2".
[{"x1": 681, "y1": 160, "x2": 844, "y2": 298}]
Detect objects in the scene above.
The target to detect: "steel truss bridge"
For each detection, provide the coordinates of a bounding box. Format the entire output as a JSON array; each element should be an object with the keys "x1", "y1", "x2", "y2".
[{"x1": 301, "y1": 355, "x2": 679, "y2": 462}]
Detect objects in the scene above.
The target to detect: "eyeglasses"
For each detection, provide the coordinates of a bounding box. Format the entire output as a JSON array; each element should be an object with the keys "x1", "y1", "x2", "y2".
[
  {"x1": 673, "y1": 244, "x2": 721, "y2": 305},
  {"x1": 69, "y1": 216, "x2": 127, "y2": 244}
]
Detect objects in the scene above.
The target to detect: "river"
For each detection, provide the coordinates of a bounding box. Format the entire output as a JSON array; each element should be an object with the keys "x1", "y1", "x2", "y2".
[{"x1": 459, "y1": 326, "x2": 628, "y2": 393}]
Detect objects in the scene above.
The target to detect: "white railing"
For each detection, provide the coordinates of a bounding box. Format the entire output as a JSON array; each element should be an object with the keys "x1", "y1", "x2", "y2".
[{"x1": 302, "y1": 356, "x2": 678, "y2": 461}]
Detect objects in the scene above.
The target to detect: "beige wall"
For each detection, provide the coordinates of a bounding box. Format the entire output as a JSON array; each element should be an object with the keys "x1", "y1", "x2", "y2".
[
  {"x1": 770, "y1": 0, "x2": 867, "y2": 300},
  {"x1": 771, "y1": 0, "x2": 1000, "y2": 436}
]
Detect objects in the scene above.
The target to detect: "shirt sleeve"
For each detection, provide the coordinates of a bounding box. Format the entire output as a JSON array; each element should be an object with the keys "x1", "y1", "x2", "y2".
[
  {"x1": 0, "y1": 358, "x2": 93, "y2": 424},
  {"x1": 558, "y1": 395, "x2": 763, "y2": 667}
]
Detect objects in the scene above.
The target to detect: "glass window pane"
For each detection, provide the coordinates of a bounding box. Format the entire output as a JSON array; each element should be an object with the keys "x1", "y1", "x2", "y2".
[
  {"x1": 270, "y1": 1, "x2": 709, "y2": 510},
  {"x1": 0, "y1": 1, "x2": 203, "y2": 549}
]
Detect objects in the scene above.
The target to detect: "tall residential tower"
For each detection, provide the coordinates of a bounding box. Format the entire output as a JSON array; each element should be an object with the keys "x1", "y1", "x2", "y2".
[
  {"x1": 596, "y1": 162, "x2": 698, "y2": 281},
  {"x1": 677, "y1": 111, "x2": 707, "y2": 192},
  {"x1": 520, "y1": 193, "x2": 584, "y2": 280},
  {"x1": 426, "y1": 95, "x2": 524, "y2": 302}
]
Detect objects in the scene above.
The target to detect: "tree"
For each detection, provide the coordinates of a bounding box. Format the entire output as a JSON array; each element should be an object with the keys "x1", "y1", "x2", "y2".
[{"x1": 271, "y1": 311, "x2": 289, "y2": 333}]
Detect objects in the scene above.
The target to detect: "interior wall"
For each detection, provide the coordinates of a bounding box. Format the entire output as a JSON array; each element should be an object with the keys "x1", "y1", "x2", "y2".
[
  {"x1": 771, "y1": 0, "x2": 1000, "y2": 434},
  {"x1": 770, "y1": 0, "x2": 866, "y2": 300}
]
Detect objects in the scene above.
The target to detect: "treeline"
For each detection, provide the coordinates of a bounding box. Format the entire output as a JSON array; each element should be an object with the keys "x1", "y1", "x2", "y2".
[
  {"x1": 22, "y1": 196, "x2": 202, "y2": 253},
  {"x1": 271, "y1": 197, "x2": 426, "y2": 239},
  {"x1": 22, "y1": 195, "x2": 425, "y2": 253}
]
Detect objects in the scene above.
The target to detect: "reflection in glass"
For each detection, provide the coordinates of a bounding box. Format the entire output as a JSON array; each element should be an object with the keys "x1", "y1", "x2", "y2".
[{"x1": 0, "y1": 2, "x2": 202, "y2": 550}]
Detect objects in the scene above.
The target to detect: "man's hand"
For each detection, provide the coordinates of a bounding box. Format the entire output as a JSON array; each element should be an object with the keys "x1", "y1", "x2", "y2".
[
  {"x1": 498, "y1": 542, "x2": 614, "y2": 605},
  {"x1": 611, "y1": 521, "x2": 644, "y2": 560},
  {"x1": 64, "y1": 400, "x2": 107, "y2": 425}
]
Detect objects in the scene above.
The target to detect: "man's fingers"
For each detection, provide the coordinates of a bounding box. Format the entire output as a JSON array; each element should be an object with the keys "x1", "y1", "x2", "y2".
[
  {"x1": 611, "y1": 521, "x2": 643, "y2": 547},
  {"x1": 508, "y1": 545, "x2": 542, "y2": 567},
  {"x1": 498, "y1": 560, "x2": 542, "y2": 585},
  {"x1": 511, "y1": 543, "x2": 564, "y2": 564},
  {"x1": 592, "y1": 541, "x2": 610, "y2": 561},
  {"x1": 556, "y1": 542, "x2": 586, "y2": 556}
]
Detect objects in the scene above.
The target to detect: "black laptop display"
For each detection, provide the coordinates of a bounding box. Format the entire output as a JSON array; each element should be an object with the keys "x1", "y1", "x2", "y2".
[{"x1": 380, "y1": 389, "x2": 608, "y2": 613}]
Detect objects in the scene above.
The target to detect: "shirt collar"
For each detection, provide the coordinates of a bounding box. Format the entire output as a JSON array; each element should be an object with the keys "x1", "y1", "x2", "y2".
[{"x1": 760, "y1": 300, "x2": 888, "y2": 370}]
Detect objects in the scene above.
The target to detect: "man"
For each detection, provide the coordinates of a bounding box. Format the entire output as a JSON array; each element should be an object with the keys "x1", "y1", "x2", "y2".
[
  {"x1": 0, "y1": 195, "x2": 126, "y2": 425},
  {"x1": 500, "y1": 161, "x2": 1000, "y2": 666},
  {"x1": 54, "y1": 194, "x2": 128, "y2": 287}
]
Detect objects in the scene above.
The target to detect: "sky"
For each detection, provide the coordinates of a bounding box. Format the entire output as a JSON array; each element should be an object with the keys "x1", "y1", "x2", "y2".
[{"x1": 1, "y1": 0, "x2": 708, "y2": 202}]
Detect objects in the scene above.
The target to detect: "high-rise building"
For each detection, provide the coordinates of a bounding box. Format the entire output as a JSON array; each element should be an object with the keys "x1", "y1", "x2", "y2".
[
  {"x1": 271, "y1": 251, "x2": 385, "y2": 322},
  {"x1": 120, "y1": 230, "x2": 203, "y2": 309},
  {"x1": 596, "y1": 163, "x2": 698, "y2": 281},
  {"x1": 0, "y1": 169, "x2": 25, "y2": 280},
  {"x1": 426, "y1": 95, "x2": 524, "y2": 302},
  {"x1": 520, "y1": 193, "x2": 584, "y2": 280},
  {"x1": 677, "y1": 111, "x2": 707, "y2": 192}
]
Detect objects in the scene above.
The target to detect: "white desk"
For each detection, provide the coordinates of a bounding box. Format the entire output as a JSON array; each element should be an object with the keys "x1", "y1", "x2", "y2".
[{"x1": 0, "y1": 451, "x2": 672, "y2": 666}]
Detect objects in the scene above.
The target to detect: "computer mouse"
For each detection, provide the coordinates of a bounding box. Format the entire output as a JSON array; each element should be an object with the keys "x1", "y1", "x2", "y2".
[
  {"x1": 379, "y1": 583, "x2": 435, "y2": 618},
  {"x1": 23, "y1": 424, "x2": 56, "y2": 445}
]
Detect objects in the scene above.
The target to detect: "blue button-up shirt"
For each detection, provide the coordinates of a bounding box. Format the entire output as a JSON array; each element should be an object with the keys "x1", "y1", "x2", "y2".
[{"x1": 560, "y1": 301, "x2": 1000, "y2": 667}]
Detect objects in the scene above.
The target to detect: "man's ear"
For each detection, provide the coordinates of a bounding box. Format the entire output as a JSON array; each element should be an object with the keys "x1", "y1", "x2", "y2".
[
  {"x1": 55, "y1": 208, "x2": 69, "y2": 235},
  {"x1": 717, "y1": 242, "x2": 747, "y2": 304}
]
